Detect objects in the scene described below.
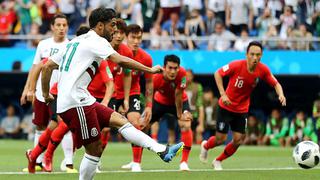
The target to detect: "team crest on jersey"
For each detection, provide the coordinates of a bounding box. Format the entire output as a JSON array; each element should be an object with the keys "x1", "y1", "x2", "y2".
[
  {"x1": 91, "y1": 128, "x2": 98, "y2": 137},
  {"x1": 170, "y1": 82, "x2": 176, "y2": 89},
  {"x1": 222, "y1": 64, "x2": 229, "y2": 72},
  {"x1": 181, "y1": 77, "x2": 187, "y2": 88},
  {"x1": 106, "y1": 67, "x2": 113, "y2": 78},
  {"x1": 252, "y1": 77, "x2": 259, "y2": 87}
]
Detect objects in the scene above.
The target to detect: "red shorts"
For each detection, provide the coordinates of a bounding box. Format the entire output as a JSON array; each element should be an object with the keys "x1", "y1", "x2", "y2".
[
  {"x1": 59, "y1": 102, "x2": 114, "y2": 149},
  {"x1": 32, "y1": 98, "x2": 53, "y2": 127}
]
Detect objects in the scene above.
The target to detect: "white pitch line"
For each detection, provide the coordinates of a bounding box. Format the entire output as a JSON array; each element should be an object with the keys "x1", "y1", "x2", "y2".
[{"x1": 0, "y1": 167, "x2": 319, "y2": 175}]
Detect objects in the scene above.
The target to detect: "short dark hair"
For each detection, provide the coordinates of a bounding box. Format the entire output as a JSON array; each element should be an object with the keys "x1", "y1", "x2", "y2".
[
  {"x1": 246, "y1": 41, "x2": 263, "y2": 53},
  {"x1": 125, "y1": 24, "x2": 143, "y2": 36},
  {"x1": 51, "y1": 13, "x2": 68, "y2": 25},
  {"x1": 115, "y1": 18, "x2": 127, "y2": 32},
  {"x1": 89, "y1": 8, "x2": 116, "y2": 28},
  {"x1": 76, "y1": 26, "x2": 90, "y2": 36},
  {"x1": 164, "y1": 54, "x2": 180, "y2": 66}
]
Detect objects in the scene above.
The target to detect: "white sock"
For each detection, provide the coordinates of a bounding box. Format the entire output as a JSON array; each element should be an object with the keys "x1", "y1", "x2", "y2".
[
  {"x1": 61, "y1": 131, "x2": 74, "y2": 166},
  {"x1": 79, "y1": 153, "x2": 100, "y2": 180},
  {"x1": 118, "y1": 123, "x2": 166, "y2": 153},
  {"x1": 34, "y1": 130, "x2": 44, "y2": 164}
]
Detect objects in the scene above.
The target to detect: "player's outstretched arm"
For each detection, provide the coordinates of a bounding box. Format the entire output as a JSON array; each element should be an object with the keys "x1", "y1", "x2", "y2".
[
  {"x1": 214, "y1": 71, "x2": 231, "y2": 105},
  {"x1": 274, "y1": 83, "x2": 286, "y2": 106},
  {"x1": 109, "y1": 53, "x2": 162, "y2": 74},
  {"x1": 41, "y1": 59, "x2": 59, "y2": 103}
]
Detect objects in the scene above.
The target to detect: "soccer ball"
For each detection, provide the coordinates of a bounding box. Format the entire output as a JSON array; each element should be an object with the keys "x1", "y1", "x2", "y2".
[{"x1": 292, "y1": 141, "x2": 320, "y2": 169}]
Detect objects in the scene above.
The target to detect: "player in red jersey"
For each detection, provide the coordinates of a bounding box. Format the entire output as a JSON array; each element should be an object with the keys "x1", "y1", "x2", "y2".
[
  {"x1": 108, "y1": 18, "x2": 133, "y2": 114},
  {"x1": 120, "y1": 24, "x2": 154, "y2": 172},
  {"x1": 146, "y1": 54, "x2": 193, "y2": 171},
  {"x1": 199, "y1": 41, "x2": 286, "y2": 170}
]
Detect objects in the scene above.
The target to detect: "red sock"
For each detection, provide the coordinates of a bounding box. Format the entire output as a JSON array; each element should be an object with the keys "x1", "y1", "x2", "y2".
[
  {"x1": 151, "y1": 133, "x2": 158, "y2": 141},
  {"x1": 100, "y1": 131, "x2": 110, "y2": 150},
  {"x1": 30, "y1": 128, "x2": 53, "y2": 160},
  {"x1": 45, "y1": 121, "x2": 69, "y2": 160},
  {"x1": 204, "y1": 136, "x2": 216, "y2": 150},
  {"x1": 216, "y1": 142, "x2": 239, "y2": 162},
  {"x1": 132, "y1": 144, "x2": 143, "y2": 163},
  {"x1": 180, "y1": 129, "x2": 193, "y2": 163}
]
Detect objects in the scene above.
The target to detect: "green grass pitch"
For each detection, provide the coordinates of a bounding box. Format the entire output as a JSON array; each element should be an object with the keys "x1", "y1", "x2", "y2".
[{"x1": 0, "y1": 140, "x2": 319, "y2": 179}]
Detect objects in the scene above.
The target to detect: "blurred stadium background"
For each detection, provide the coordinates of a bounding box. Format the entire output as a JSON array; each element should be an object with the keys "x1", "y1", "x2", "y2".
[{"x1": 0, "y1": 0, "x2": 320, "y2": 178}]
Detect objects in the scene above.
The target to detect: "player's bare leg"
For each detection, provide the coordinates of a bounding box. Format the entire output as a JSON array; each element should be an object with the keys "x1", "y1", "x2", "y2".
[
  {"x1": 199, "y1": 132, "x2": 227, "y2": 164},
  {"x1": 80, "y1": 111, "x2": 183, "y2": 180},
  {"x1": 178, "y1": 112, "x2": 193, "y2": 171},
  {"x1": 121, "y1": 112, "x2": 143, "y2": 172},
  {"x1": 213, "y1": 132, "x2": 244, "y2": 170}
]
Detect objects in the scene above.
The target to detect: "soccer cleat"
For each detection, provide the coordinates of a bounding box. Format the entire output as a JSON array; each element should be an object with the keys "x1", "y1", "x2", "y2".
[
  {"x1": 199, "y1": 140, "x2": 208, "y2": 163},
  {"x1": 22, "y1": 165, "x2": 42, "y2": 172},
  {"x1": 66, "y1": 167, "x2": 78, "y2": 173},
  {"x1": 131, "y1": 162, "x2": 142, "y2": 172},
  {"x1": 212, "y1": 159, "x2": 223, "y2": 170},
  {"x1": 179, "y1": 161, "x2": 190, "y2": 171},
  {"x1": 96, "y1": 160, "x2": 102, "y2": 173},
  {"x1": 158, "y1": 142, "x2": 184, "y2": 163},
  {"x1": 60, "y1": 158, "x2": 67, "y2": 171},
  {"x1": 42, "y1": 156, "x2": 52, "y2": 172},
  {"x1": 25, "y1": 149, "x2": 36, "y2": 173},
  {"x1": 121, "y1": 161, "x2": 133, "y2": 169}
]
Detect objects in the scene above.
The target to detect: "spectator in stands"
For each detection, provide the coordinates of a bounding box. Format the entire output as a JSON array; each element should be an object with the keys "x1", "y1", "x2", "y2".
[
  {"x1": 116, "y1": 0, "x2": 137, "y2": 24},
  {"x1": 58, "y1": 0, "x2": 76, "y2": 34},
  {"x1": 204, "y1": 9, "x2": 218, "y2": 35},
  {"x1": 29, "y1": 0, "x2": 42, "y2": 25},
  {"x1": 267, "y1": 0, "x2": 283, "y2": 19},
  {"x1": 158, "y1": 0, "x2": 181, "y2": 24},
  {"x1": 291, "y1": 23, "x2": 313, "y2": 50},
  {"x1": 312, "y1": 1, "x2": 320, "y2": 36},
  {"x1": 279, "y1": 5, "x2": 297, "y2": 39},
  {"x1": 28, "y1": 22, "x2": 40, "y2": 47},
  {"x1": 20, "y1": 111, "x2": 34, "y2": 140},
  {"x1": 100, "y1": 0, "x2": 117, "y2": 9},
  {"x1": 286, "y1": 110, "x2": 318, "y2": 146},
  {"x1": 202, "y1": 88, "x2": 218, "y2": 140},
  {"x1": 205, "y1": 0, "x2": 226, "y2": 23},
  {"x1": 208, "y1": 20, "x2": 235, "y2": 51},
  {"x1": 226, "y1": 0, "x2": 254, "y2": 35},
  {"x1": 263, "y1": 25, "x2": 279, "y2": 50},
  {"x1": 184, "y1": 9, "x2": 206, "y2": 50},
  {"x1": 15, "y1": 0, "x2": 32, "y2": 35},
  {"x1": 244, "y1": 115, "x2": 263, "y2": 145},
  {"x1": 234, "y1": 28, "x2": 251, "y2": 51},
  {"x1": 141, "y1": 0, "x2": 161, "y2": 32},
  {"x1": 0, "y1": 1, "x2": 15, "y2": 47},
  {"x1": 38, "y1": 0, "x2": 58, "y2": 34},
  {"x1": 186, "y1": 69, "x2": 204, "y2": 144},
  {"x1": 255, "y1": 7, "x2": 280, "y2": 37},
  {"x1": 162, "y1": 12, "x2": 186, "y2": 49},
  {"x1": 313, "y1": 98, "x2": 320, "y2": 145},
  {"x1": 182, "y1": 0, "x2": 203, "y2": 17},
  {"x1": 262, "y1": 109, "x2": 289, "y2": 147},
  {"x1": 0, "y1": 104, "x2": 21, "y2": 139},
  {"x1": 251, "y1": 0, "x2": 265, "y2": 20}
]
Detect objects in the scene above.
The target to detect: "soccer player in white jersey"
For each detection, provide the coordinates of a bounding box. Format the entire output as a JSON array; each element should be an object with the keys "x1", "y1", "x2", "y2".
[
  {"x1": 38, "y1": 8, "x2": 184, "y2": 180},
  {"x1": 22, "y1": 14, "x2": 75, "y2": 172}
]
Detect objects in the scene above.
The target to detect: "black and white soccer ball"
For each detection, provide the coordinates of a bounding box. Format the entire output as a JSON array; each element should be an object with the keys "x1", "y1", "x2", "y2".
[{"x1": 292, "y1": 141, "x2": 320, "y2": 169}]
